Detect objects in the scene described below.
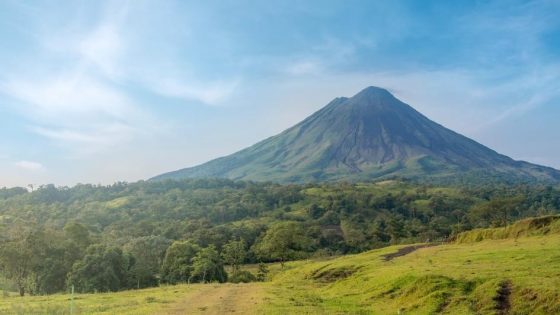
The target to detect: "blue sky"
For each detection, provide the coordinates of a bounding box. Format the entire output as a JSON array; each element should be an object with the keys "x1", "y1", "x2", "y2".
[{"x1": 1, "y1": 0, "x2": 559, "y2": 187}]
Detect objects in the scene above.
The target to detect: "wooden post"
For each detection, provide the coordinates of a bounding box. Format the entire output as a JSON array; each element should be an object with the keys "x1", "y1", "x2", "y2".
[{"x1": 70, "y1": 285, "x2": 75, "y2": 315}]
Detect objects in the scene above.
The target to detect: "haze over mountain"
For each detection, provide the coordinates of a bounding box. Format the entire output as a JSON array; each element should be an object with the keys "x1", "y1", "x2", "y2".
[{"x1": 153, "y1": 87, "x2": 560, "y2": 183}]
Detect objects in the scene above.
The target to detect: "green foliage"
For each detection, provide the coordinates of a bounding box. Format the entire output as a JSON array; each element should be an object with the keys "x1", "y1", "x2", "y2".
[
  {"x1": 0, "y1": 236, "x2": 34, "y2": 296},
  {"x1": 252, "y1": 222, "x2": 313, "y2": 266},
  {"x1": 0, "y1": 216, "x2": 559, "y2": 314},
  {"x1": 0, "y1": 179, "x2": 559, "y2": 295},
  {"x1": 192, "y1": 245, "x2": 227, "y2": 283},
  {"x1": 63, "y1": 221, "x2": 91, "y2": 249},
  {"x1": 124, "y1": 236, "x2": 171, "y2": 288},
  {"x1": 30, "y1": 229, "x2": 81, "y2": 295},
  {"x1": 229, "y1": 270, "x2": 257, "y2": 283},
  {"x1": 161, "y1": 241, "x2": 200, "y2": 284},
  {"x1": 256, "y1": 263, "x2": 269, "y2": 282},
  {"x1": 468, "y1": 196, "x2": 524, "y2": 227},
  {"x1": 0, "y1": 187, "x2": 27, "y2": 200},
  {"x1": 68, "y1": 245, "x2": 133, "y2": 293},
  {"x1": 221, "y1": 239, "x2": 247, "y2": 273},
  {"x1": 455, "y1": 215, "x2": 560, "y2": 243}
]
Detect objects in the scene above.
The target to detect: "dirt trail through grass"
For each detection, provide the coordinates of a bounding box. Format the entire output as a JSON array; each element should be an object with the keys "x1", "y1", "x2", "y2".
[
  {"x1": 159, "y1": 283, "x2": 267, "y2": 315},
  {"x1": 382, "y1": 244, "x2": 436, "y2": 261},
  {"x1": 494, "y1": 280, "x2": 512, "y2": 315}
]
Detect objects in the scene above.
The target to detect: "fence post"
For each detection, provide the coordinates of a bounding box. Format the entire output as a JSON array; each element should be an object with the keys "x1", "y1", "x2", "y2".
[{"x1": 70, "y1": 285, "x2": 75, "y2": 315}]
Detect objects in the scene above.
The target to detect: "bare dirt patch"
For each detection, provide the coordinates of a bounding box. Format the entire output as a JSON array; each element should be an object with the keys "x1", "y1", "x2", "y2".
[
  {"x1": 494, "y1": 280, "x2": 512, "y2": 315},
  {"x1": 159, "y1": 283, "x2": 266, "y2": 315},
  {"x1": 310, "y1": 266, "x2": 360, "y2": 283},
  {"x1": 382, "y1": 244, "x2": 437, "y2": 261}
]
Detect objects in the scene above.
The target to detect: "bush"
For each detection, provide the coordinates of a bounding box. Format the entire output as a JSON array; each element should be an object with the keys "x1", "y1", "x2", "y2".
[{"x1": 229, "y1": 271, "x2": 257, "y2": 283}]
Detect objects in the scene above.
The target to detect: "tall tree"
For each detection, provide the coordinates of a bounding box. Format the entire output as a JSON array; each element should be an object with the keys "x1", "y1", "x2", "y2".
[
  {"x1": 252, "y1": 222, "x2": 313, "y2": 268},
  {"x1": 124, "y1": 236, "x2": 171, "y2": 288},
  {"x1": 221, "y1": 239, "x2": 247, "y2": 274},
  {"x1": 0, "y1": 240, "x2": 34, "y2": 296},
  {"x1": 192, "y1": 245, "x2": 227, "y2": 283},
  {"x1": 67, "y1": 245, "x2": 132, "y2": 293},
  {"x1": 161, "y1": 241, "x2": 200, "y2": 284}
]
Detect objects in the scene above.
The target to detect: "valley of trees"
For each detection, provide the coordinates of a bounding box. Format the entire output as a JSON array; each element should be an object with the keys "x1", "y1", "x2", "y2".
[{"x1": 0, "y1": 179, "x2": 559, "y2": 296}]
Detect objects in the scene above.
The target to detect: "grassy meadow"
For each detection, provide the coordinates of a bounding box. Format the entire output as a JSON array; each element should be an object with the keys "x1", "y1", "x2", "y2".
[
  {"x1": 0, "y1": 283, "x2": 268, "y2": 315},
  {"x1": 2, "y1": 216, "x2": 560, "y2": 314}
]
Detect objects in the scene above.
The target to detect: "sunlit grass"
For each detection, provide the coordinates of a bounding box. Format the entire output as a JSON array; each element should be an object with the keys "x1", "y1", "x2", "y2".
[
  {"x1": 265, "y1": 232, "x2": 560, "y2": 314},
  {"x1": 0, "y1": 284, "x2": 195, "y2": 315}
]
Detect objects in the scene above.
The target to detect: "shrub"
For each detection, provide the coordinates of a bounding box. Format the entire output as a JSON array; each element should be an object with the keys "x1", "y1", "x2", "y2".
[{"x1": 229, "y1": 271, "x2": 257, "y2": 283}]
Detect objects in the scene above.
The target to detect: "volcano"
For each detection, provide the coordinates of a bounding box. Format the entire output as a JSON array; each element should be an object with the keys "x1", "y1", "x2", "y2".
[{"x1": 153, "y1": 87, "x2": 560, "y2": 184}]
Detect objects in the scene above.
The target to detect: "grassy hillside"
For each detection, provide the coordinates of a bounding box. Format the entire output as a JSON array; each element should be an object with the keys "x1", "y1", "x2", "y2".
[
  {"x1": 265, "y1": 216, "x2": 560, "y2": 314},
  {"x1": 2, "y1": 216, "x2": 559, "y2": 314},
  {"x1": 454, "y1": 215, "x2": 560, "y2": 243}
]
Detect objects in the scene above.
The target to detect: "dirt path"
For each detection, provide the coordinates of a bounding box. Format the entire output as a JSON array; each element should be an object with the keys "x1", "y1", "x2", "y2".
[
  {"x1": 382, "y1": 244, "x2": 437, "y2": 261},
  {"x1": 159, "y1": 283, "x2": 267, "y2": 315},
  {"x1": 494, "y1": 280, "x2": 512, "y2": 315}
]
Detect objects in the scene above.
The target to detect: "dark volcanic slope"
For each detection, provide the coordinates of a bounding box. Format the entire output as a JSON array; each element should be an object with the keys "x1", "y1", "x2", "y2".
[{"x1": 153, "y1": 87, "x2": 560, "y2": 183}]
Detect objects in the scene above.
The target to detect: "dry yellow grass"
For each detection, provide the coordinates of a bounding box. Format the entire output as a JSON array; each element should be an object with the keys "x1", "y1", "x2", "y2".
[
  {"x1": 0, "y1": 283, "x2": 269, "y2": 315},
  {"x1": 158, "y1": 283, "x2": 267, "y2": 315}
]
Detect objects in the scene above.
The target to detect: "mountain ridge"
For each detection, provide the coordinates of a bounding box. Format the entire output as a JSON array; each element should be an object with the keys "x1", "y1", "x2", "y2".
[{"x1": 152, "y1": 86, "x2": 560, "y2": 184}]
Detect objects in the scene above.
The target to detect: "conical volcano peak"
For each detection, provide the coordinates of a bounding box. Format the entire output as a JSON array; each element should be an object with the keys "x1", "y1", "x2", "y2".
[
  {"x1": 347, "y1": 86, "x2": 398, "y2": 105},
  {"x1": 352, "y1": 86, "x2": 396, "y2": 100},
  {"x1": 153, "y1": 86, "x2": 560, "y2": 184},
  {"x1": 356, "y1": 86, "x2": 393, "y2": 97},
  {"x1": 340, "y1": 86, "x2": 404, "y2": 113}
]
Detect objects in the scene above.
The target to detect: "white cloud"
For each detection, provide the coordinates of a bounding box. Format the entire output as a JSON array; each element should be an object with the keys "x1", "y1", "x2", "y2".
[
  {"x1": 2, "y1": 75, "x2": 131, "y2": 119},
  {"x1": 77, "y1": 24, "x2": 124, "y2": 79},
  {"x1": 40, "y1": 1, "x2": 128, "y2": 80},
  {"x1": 0, "y1": 71, "x2": 162, "y2": 157},
  {"x1": 484, "y1": 92, "x2": 553, "y2": 128},
  {"x1": 32, "y1": 123, "x2": 135, "y2": 147},
  {"x1": 15, "y1": 160, "x2": 44, "y2": 171},
  {"x1": 284, "y1": 60, "x2": 323, "y2": 76},
  {"x1": 0, "y1": 0, "x2": 170, "y2": 166},
  {"x1": 151, "y1": 78, "x2": 240, "y2": 105}
]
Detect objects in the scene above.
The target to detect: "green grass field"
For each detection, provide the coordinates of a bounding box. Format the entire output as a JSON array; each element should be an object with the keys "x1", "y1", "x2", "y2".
[{"x1": 2, "y1": 216, "x2": 559, "y2": 314}]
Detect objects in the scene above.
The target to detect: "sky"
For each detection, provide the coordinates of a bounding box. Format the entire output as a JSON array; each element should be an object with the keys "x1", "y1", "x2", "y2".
[{"x1": 0, "y1": 0, "x2": 559, "y2": 187}]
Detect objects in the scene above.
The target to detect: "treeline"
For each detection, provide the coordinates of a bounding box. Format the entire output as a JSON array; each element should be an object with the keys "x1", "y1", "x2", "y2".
[
  {"x1": 0, "y1": 179, "x2": 559, "y2": 295},
  {"x1": 0, "y1": 222, "x2": 270, "y2": 296}
]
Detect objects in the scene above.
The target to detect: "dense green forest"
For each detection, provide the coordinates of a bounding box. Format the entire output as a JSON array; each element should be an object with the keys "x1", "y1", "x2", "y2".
[{"x1": 0, "y1": 179, "x2": 559, "y2": 296}]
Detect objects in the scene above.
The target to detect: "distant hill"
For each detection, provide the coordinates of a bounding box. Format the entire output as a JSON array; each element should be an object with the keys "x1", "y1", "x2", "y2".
[{"x1": 153, "y1": 86, "x2": 560, "y2": 183}]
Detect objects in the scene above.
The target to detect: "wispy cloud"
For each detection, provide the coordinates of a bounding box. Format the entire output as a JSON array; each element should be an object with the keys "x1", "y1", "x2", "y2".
[
  {"x1": 483, "y1": 88, "x2": 556, "y2": 128},
  {"x1": 32, "y1": 123, "x2": 136, "y2": 148},
  {"x1": 76, "y1": 23, "x2": 124, "y2": 79},
  {"x1": 284, "y1": 60, "x2": 323, "y2": 76},
  {"x1": 2, "y1": 75, "x2": 131, "y2": 118},
  {"x1": 0, "y1": 73, "x2": 146, "y2": 153},
  {"x1": 0, "y1": 1, "x2": 157, "y2": 155},
  {"x1": 150, "y1": 77, "x2": 240, "y2": 105},
  {"x1": 15, "y1": 160, "x2": 44, "y2": 171},
  {"x1": 41, "y1": 1, "x2": 129, "y2": 80}
]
